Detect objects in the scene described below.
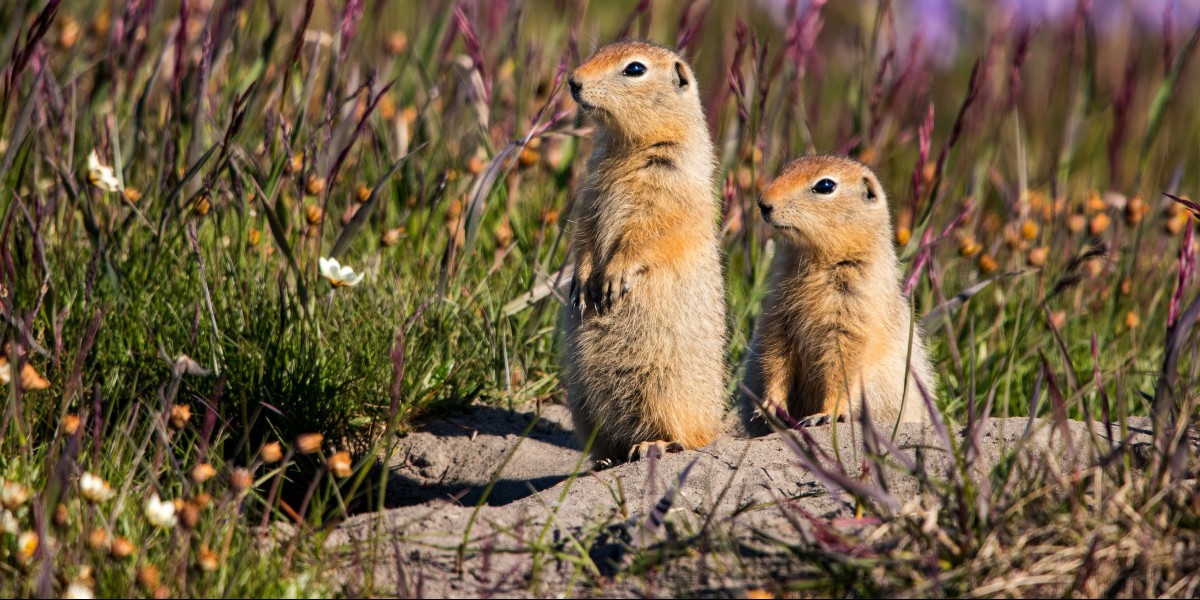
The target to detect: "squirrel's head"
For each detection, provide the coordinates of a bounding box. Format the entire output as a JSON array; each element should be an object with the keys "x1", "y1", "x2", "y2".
[
  {"x1": 569, "y1": 41, "x2": 702, "y2": 144},
  {"x1": 759, "y1": 155, "x2": 892, "y2": 254}
]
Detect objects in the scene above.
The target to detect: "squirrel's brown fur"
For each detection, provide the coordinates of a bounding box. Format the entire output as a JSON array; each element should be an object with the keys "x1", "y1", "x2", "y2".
[
  {"x1": 560, "y1": 41, "x2": 727, "y2": 461},
  {"x1": 738, "y1": 155, "x2": 936, "y2": 435}
]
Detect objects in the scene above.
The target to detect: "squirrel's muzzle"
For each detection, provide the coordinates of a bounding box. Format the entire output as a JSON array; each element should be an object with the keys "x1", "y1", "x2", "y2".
[{"x1": 568, "y1": 78, "x2": 583, "y2": 103}]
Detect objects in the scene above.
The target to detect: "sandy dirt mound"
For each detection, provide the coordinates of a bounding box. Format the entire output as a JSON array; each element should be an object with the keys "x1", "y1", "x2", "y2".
[
  {"x1": 318, "y1": 403, "x2": 1162, "y2": 597},
  {"x1": 384, "y1": 403, "x2": 583, "y2": 506}
]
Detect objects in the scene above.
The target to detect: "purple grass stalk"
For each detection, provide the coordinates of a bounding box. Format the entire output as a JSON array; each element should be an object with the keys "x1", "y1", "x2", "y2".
[
  {"x1": 452, "y1": 6, "x2": 490, "y2": 104},
  {"x1": 1107, "y1": 54, "x2": 1137, "y2": 187},
  {"x1": 857, "y1": 396, "x2": 892, "y2": 495},
  {"x1": 785, "y1": 0, "x2": 826, "y2": 76},
  {"x1": 926, "y1": 55, "x2": 986, "y2": 206},
  {"x1": 866, "y1": 49, "x2": 894, "y2": 142},
  {"x1": 1039, "y1": 352, "x2": 1074, "y2": 447},
  {"x1": 632, "y1": 457, "x2": 700, "y2": 549},
  {"x1": 171, "y1": 0, "x2": 189, "y2": 99},
  {"x1": 339, "y1": 0, "x2": 365, "y2": 65},
  {"x1": 904, "y1": 198, "x2": 974, "y2": 296},
  {"x1": 1024, "y1": 364, "x2": 1046, "y2": 438},
  {"x1": 61, "y1": 309, "x2": 104, "y2": 406},
  {"x1": 279, "y1": 0, "x2": 316, "y2": 109},
  {"x1": 1004, "y1": 25, "x2": 1036, "y2": 111},
  {"x1": 260, "y1": 449, "x2": 296, "y2": 529},
  {"x1": 1090, "y1": 333, "x2": 1114, "y2": 446},
  {"x1": 727, "y1": 64, "x2": 750, "y2": 130},
  {"x1": 1166, "y1": 195, "x2": 1196, "y2": 326},
  {"x1": 674, "y1": 0, "x2": 710, "y2": 51},
  {"x1": 1, "y1": 0, "x2": 59, "y2": 118},
  {"x1": 781, "y1": 501, "x2": 861, "y2": 555},
  {"x1": 615, "y1": 0, "x2": 653, "y2": 41},
  {"x1": 911, "y1": 102, "x2": 933, "y2": 215},
  {"x1": 720, "y1": 171, "x2": 737, "y2": 235},
  {"x1": 785, "y1": 426, "x2": 900, "y2": 513}
]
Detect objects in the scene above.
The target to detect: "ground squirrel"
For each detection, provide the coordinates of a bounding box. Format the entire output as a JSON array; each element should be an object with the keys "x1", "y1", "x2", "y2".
[
  {"x1": 738, "y1": 155, "x2": 936, "y2": 435},
  {"x1": 560, "y1": 41, "x2": 727, "y2": 462}
]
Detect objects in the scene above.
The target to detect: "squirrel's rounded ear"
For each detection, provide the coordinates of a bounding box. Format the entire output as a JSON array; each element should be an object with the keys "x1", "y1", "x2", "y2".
[
  {"x1": 862, "y1": 176, "x2": 882, "y2": 202},
  {"x1": 673, "y1": 61, "x2": 689, "y2": 89}
]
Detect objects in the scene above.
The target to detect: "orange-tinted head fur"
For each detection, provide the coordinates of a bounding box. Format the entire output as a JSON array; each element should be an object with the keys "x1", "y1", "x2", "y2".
[
  {"x1": 760, "y1": 155, "x2": 891, "y2": 257},
  {"x1": 569, "y1": 41, "x2": 702, "y2": 144}
]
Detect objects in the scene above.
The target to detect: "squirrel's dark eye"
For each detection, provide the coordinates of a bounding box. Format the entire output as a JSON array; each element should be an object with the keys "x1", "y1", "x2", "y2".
[
  {"x1": 622, "y1": 62, "x2": 647, "y2": 77},
  {"x1": 812, "y1": 178, "x2": 837, "y2": 195}
]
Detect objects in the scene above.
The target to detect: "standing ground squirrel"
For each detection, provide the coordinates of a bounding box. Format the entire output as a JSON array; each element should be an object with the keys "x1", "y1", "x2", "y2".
[
  {"x1": 738, "y1": 155, "x2": 937, "y2": 435},
  {"x1": 560, "y1": 41, "x2": 727, "y2": 462}
]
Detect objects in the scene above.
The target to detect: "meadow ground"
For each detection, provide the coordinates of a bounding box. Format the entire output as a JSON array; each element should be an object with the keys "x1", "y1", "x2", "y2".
[{"x1": 0, "y1": 0, "x2": 1198, "y2": 597}]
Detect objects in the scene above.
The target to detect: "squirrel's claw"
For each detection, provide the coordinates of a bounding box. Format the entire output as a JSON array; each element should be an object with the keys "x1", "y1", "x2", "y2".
[
  {"x1": 796, "y1": 413, "x2": 841, "y2": 428},
  {"x1": 628, "y1": 440, "x2": 685, "y2": 461}
]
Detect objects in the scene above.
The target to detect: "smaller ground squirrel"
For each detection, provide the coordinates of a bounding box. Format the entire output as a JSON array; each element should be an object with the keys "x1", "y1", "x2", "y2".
[
  {"x1": 560, "y1": 40, "x2": 727, "y2": 462},
  {"x1": 738, "y1": 155, "x2": 937, "y2": 435}
]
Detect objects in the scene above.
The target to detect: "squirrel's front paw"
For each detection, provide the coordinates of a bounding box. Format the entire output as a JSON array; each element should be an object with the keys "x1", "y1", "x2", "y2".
[
  {"x1": 570, "y1": 263, "x2": 593, "y2": 314},
  {"x1": 589, "y1": 262, "x2": 645, "y2": 313},
  {"x1": 795, "y1": 412, "x2": 845, "y2": 428}
]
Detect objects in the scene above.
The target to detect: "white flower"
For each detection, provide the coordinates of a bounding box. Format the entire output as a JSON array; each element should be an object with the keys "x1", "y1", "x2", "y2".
[
  {"x1": 86, "y1": 150, "x2": 121, "y2": 192},
  {"x1": 144, "y1": 493, "x2": 176, "y2": 529},
  {"x1": 1, "y1": 509, "x2": 17, "y2": 534},
  {"x1": 0, "y1": 481, "x2": 29, "y2": 510},
  {"x1": 79, "y1": 473, "x2": 114, "y2": 504},
  {"x1": 64, "y1": 582, "x2": 95, "y2": 599},
  {"x1": 318, "y1": 257, "x2": 364, "y2": 287}
]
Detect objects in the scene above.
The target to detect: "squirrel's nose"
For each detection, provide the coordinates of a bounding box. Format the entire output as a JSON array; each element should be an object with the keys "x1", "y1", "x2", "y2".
[
  {"x1": 568, "y1": 78, "x2": 582, "y2": 100},
  {"x1": 758, "y1": 201, "x2": 774, "y2": 219}
]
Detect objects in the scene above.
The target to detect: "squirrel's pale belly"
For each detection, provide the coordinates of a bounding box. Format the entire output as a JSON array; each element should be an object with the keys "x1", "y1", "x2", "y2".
[{"x1": 560, "y1": 255, "x2": 727, "y2": 460}]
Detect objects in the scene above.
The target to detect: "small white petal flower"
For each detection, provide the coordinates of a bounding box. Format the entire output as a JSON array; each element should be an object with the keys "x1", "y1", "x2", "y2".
[
  {"x1": 0, "y1": 481, "x2": 29, "y2": 510},
  {"x1": 64, "y1": 582, "x2": 95, "y2": 600},
  {"x1": 0, "y1": 509, "x2": 17, "y2": 534},
  {"x1": 144, "y1": 493, "x2": 177, "y2": 529},
  {"x1": 79, "y1": 473, "x2": 114, "y2": 504},
  {"x1": 318, "y1": 256, "x2": 364, "y2": 287},
  {"x1": 86, "y1": 150, "x2": 121, "y2": 192}
]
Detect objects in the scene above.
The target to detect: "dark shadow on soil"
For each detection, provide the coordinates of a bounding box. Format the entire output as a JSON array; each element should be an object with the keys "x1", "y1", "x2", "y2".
[
  {"x1": 415, "y1": 404, "x2": 580, "y2": 449},
  {"x1": 384, "y1": 403, "x2": 586, "y2": 507},
  {"x1": 383, "y1": 473, "x2": 576, "y2": 507}
]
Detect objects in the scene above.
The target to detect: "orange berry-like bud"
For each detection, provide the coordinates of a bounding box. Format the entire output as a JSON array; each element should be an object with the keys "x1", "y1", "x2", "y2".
[
  {"x1": 978, "y1": 254, "x2": 998, "y2": 275},
  {"x1": 296, "y1": 433, "x2": 324, "y2": 455},
  {"x1": 168, "y1": 404, "x2": 191, "y2": 431},
  {"x1": 305, "y1": 204, "x2": 324, "y2": 225},
  {"x1": 260, "y1": 442, "x2": 283, "y2": 464},
  {"x1": 1089, "y1": 213, "x2": 1111, "y2": 236},
  {"x1": 958, "y1": 236, "x2": 981, "y2": 257},
  {"x1": 1027, "y1": 246, "x2": 1049, "y2": 267},
  {"x1": 386, "y1": 32, "x2": 409, "y2": 56},
  {"x1": 305, "y1": 176, "x2": 325, "y2": 196},
  {"x1": 191, "y1": 463, "x2": 217, "y2": 484},
  {"x1": 229, "y1": 468, "x2": 253, "y2": 493},
  {"x1": 110, "y1": 536, "x2": 136, "y2": 560},
  {"x1": 62, "y1": 414, "x2": 81, "y2": 436},
  {"x1": 1124, "y1": 311, "x2": 1140, "y2": 329},
  {"x1": 328, "y1": 451, "x2": 353, "y2": 478},
  {"x1": 197, "y1": 545, "x2": 219, "y2": 572},
  {"x1": 1067, "y1": 214, "x2": 1087, "y2": 234},
  {"x1": 1021, "y1": 220, "x2": 1038, "y2": 240}
]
